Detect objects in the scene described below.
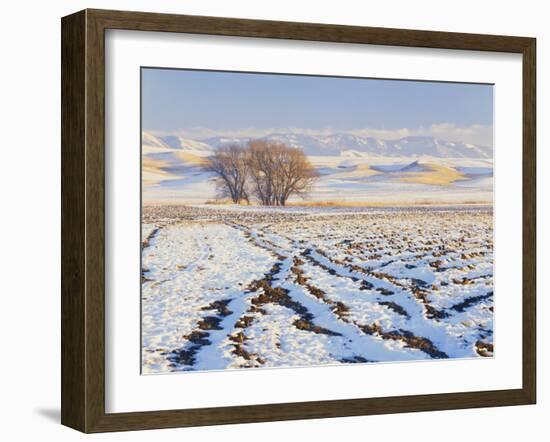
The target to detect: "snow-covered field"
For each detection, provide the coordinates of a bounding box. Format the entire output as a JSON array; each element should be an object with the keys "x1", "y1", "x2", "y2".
[{"x1": 141, "y1": 205, "x2": 494, "y2": 374}]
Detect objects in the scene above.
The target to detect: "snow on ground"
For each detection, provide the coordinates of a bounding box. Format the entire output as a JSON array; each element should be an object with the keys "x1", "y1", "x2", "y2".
[
  {"x1": 141, "y1": 222, "x2": 276, "y2": 373},
  {"x1": 141, "y1": 205, "x2": 494, "y2": 373}
]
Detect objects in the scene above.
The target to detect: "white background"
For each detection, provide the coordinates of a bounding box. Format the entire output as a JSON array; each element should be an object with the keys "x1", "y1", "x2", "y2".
[
  {"x1": 106, "y1": 30, "x2": 522, "y2": 413},
  {"x1": 0, "y1": 0, "x2": 546, "y2": 440}
]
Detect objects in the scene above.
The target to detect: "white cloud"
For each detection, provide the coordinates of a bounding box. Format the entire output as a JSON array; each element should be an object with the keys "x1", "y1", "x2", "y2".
[{"x1": 146, "y1": 123, "x2": 493, "y2": 147}]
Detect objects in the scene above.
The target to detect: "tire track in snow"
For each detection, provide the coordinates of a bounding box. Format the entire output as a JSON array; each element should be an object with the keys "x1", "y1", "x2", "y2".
[
  {"x1": 299, "y1": 248, "x2": 469, "y2": 355},
  {"x1": 228, "y1": 224, "x2": 463, "y2": 362},
  {"x1": 142, "y1": 223, "x2": 277, "y2": 372},
  {"x1": 307, "y1": 247, "x2": 449, "y2": 320},
  {"x1": 232, "y1": 226, "x2": 443, "y2": 363},
  {"x1": 141, "y1": 226, "x2": 161, "y2": 283},
  {"x1": 226, "y1": 224, "x2": 392, "y2": 363},
  {"x1": 183, "y1": 231, "x2": 213, "y2": 272},
  {"x1": 229, "y1": 225, "x2": 345, "y2": 337},
  {"x1": 291, "y1": 251, "x2": 449, "y2": 360}
]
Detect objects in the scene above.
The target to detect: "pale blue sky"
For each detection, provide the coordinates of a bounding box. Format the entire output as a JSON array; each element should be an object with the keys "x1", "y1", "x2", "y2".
[{"x1": 141, "y1": 67, "x2": 493, "y2": 144}]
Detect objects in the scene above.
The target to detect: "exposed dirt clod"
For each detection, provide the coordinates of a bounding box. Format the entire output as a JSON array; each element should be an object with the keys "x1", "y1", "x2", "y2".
[
  {"x1": 450, "y1": 292, "x2": 493, "y2": 313},
  {"x1": 360, "y1": 323, "x2": 448, "y2": 359}
]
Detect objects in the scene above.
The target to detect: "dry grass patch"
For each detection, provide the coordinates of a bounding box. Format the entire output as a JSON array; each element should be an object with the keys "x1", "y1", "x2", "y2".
[
  {"x1": 399, "y1": 163, "x2": 466, "y2": 186},
  {"x1": 175, "y1": 151, "x2": 208, "y2": 166}
]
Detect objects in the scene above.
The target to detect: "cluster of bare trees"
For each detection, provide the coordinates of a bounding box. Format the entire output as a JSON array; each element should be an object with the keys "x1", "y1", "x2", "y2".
[{"x1": 204, "y1": 140, "x2": 319, "y2": 206}]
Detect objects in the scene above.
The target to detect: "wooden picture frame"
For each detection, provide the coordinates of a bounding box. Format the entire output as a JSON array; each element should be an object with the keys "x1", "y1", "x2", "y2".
[{"x1": 61, "y1": 8, "x2": 536, "y2": 433}]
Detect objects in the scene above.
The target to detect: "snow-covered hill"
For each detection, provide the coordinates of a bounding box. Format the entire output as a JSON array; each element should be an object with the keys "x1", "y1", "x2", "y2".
[
  {"x1": 158, "y1": 135, "x2": 214, "y2": 155},
  {"x1": 143, "y1": 131, "x2": 492, "y2": 159}
]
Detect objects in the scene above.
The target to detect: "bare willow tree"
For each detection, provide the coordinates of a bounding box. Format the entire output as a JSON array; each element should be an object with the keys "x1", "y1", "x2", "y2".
[
  {"x1": 203, "y1": 144, "x2": 250, "y2": 204},
  {"x1": 273, "y1": 145, "x2": 319, "y2": 205},
  {"x1": 247, "y1": 140, "x2": 319, "y2": 206},
  {"x1": 204, "y1": 140, "x2": 318, "y2": 206},
  {"x1": 247, "y1": 140, "x2": 277, "y2": 206}
]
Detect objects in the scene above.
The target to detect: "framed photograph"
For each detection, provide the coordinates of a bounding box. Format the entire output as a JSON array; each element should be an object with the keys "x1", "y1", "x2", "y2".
[{"x1": 61, "y1": 9, "x2": 536, "y2": 433}]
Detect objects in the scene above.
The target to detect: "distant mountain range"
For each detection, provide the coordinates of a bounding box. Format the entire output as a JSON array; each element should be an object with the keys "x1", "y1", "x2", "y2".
[{"x1": 143, "y1": 131, "x2": 493, "y2": 159}]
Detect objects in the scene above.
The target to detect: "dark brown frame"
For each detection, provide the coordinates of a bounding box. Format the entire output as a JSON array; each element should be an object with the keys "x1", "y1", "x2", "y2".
[{"x1": 61, "y1": 8, "x2": 536, "y2": 433}]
